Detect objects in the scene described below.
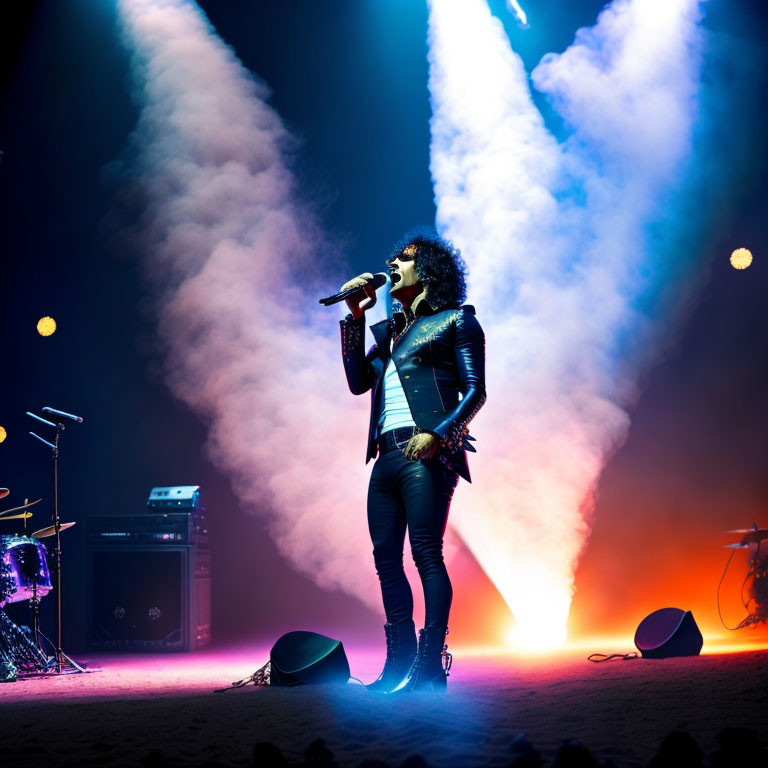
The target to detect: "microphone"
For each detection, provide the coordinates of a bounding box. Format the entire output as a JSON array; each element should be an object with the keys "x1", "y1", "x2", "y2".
[
  {"x1": 29, "y1": 432, "x2": 56, "y2": 450},
  {"x1": 26, "y1": 411, "x2": 57, "y2": 429},
  {"x1": 42, "y1": 406, "x2": 84, "y2": 424},
  {"x1": 319, "y1": 272, "x2": 388, "y2": 306}
]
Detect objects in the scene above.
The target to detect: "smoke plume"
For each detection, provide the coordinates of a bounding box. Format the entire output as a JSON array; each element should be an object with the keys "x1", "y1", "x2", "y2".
[
  {"x1": 116, "y1": 0, "x2": 381, "y2": 611},
  {"x1": 427, "y1": 0, "x2": 714, "y2": 645}
]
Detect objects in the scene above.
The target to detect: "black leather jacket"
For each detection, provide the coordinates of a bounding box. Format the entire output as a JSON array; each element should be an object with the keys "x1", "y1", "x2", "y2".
[{"x1": 340, "y1": 300, "x2": 486, "y2": 481}]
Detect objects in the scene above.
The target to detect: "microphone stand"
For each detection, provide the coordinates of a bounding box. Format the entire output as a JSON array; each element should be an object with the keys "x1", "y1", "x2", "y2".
[{"x1": 28, "y1": 410, "x2": 89, "y2": 674}]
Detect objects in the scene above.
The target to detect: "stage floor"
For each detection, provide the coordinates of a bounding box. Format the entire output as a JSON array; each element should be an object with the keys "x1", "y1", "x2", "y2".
[{"x1": 1, "y1": 645, "x2": 766, "y2": 767}]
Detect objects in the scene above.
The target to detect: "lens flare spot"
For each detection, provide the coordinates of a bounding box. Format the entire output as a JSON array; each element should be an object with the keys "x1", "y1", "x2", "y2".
[
  {"x1": 730, "y1": 248, "x2": 752, "y2": 270},
  {"x1": 37, "y1": 316, "x2": 57, "y2": 336},
  {"x1": 0, "y1": 426, "x2": 6, "y2": 443}
]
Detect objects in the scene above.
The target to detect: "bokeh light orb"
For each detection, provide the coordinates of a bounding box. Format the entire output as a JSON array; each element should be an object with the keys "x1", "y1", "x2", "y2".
[
  {"x1": 37, "y1": 316, "x2": 57, "y2": 336},
  {"x1": 730, "y1": 248, "x2": 753, "y2": 270},
  {"x1": 0, "y1": 426, "x2": 6, "y2": 443}
]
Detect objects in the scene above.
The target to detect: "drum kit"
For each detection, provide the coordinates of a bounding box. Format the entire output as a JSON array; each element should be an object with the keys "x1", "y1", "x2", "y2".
[
  {"x1": 719, "y1": 523, "x2": 768, "y2": 630},
  {"x1": 0, "y1": 406, "x2": 90, "y2": 682}
]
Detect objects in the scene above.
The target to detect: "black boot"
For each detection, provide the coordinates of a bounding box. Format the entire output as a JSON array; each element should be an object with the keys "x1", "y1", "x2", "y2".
[
  {"x1": 366, "y1": 619, "x2": 417, "y2": 693},
  {"x1": 389, "y1": 624, "x2": 451, "y2": 693}
]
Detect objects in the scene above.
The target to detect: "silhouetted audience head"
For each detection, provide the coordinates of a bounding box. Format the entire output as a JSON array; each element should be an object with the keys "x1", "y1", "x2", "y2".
[
  {"x1": 709, "y1": 727, "x2": 767, "y2": 767},
  {"x1": 253, "y1": 741, "x2": 290, "y2": 767},
  {"x1": 647, "y1": 730, "x2": 704, "y2": 768},
  {"x1": 509, "y1": 732, "x2": 543, "y2": 767},
  {"x1": 399, "y1": 756, "x2": 427, "y2": 768},
  {"x1": 303, "y1": 738, "x2": 338, "y2": 767},
  {"x1": 184, "y1": 727, "x2": 768, "y2": 768},
  {"x1": 551, "y1": 739, "x2": 600, "y2": 768},
  {"x1": 140, "y1": 750, "x2": 168, "y2": 768}
]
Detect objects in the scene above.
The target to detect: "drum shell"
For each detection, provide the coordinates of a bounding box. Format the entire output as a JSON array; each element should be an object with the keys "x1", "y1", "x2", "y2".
[{"x1": 0, "y1": 535, "x2": 52, "y2": 605}]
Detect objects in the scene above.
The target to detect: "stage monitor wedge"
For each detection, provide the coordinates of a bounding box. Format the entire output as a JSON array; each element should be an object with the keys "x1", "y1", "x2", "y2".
[
  {"x1": 269, "y1": 631, "x2": 350, "y2": 686},
  {"x1": 634, "y1": 607, "x2": 703, "y2": 659}
]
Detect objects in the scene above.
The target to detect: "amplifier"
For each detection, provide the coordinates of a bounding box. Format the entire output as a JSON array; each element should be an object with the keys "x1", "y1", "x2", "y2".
[
  {"x1": 87, "y1": 512, "x2": 208, "y2": 547},
  {"x1": 147, "y1": 485, "x2": 201, "y2": 510},
  {"x1": 87, "y1": 512, "x2": 210, "y2": 651}
]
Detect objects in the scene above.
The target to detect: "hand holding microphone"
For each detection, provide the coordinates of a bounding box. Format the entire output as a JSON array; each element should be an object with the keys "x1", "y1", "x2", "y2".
[
  {"x1": 341, "y1": 273, "x2": 377, "y2": 319},
  {"x1": 319, "y1": 272, "x2": 388, "y2": 319}
]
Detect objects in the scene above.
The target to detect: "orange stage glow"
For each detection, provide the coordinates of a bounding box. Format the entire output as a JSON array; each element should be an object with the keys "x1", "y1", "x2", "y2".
[
  {"x1": 36, "y1": 316, "x2": 57, "y2": 336},
  {"x1": 446, "y1": 486, "x2": 768, "y2": 655}
]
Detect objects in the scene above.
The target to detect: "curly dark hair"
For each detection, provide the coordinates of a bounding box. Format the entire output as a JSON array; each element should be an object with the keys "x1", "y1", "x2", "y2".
[{"x1": 388, "y1": 227, "x2": 468, "y2": 310}]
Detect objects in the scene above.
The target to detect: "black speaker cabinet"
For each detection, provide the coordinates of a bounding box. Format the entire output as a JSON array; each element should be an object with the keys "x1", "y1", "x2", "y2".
[
  {"x1": 87, "y1": 515, "x2": 210, "y2": 651},
  {"x1": 634, "y1": 607, "x2": 703, "y2": 659}
]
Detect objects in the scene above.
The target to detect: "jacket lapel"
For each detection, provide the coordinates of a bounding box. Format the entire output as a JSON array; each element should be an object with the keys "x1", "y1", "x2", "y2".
[{"x1": 370, "y1": 319, "x2": 393, "y2": 358}]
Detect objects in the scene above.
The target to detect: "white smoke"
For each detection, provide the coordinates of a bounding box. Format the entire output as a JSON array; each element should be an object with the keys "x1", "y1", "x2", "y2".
[
  {"x1": 116, "y1": 0, "x2": 383, "y2": 611},
  {"x1": 427, "y1": 0, "x2": 707, "y2": 646},
  {"x1": 116, "y1": 0, "x2": 728, "y2": 648}
]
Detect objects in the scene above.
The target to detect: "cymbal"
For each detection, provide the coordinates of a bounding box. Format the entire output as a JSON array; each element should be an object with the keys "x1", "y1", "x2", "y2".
[
  {"x1": 0, "y1": 498, "x2": 42, "y2": 518},
  {"x1": 0, "y1": 512, "x2": 32, "y2": 521},
  {"x1": 724, "y1": 543, "x2": 749, "y2": 549},
  {"x1": 31, "y1": 521, "x2": 76, "y2": 538},
  {"x1": 0, "y1": 488, "x2": 8, "y2": 499},
  {"x1": 726, "y1": 528, "x2": 768, "y2": 534},
  {"x1": 726, "y1": 529, "x2": 768, "y2": 544}
]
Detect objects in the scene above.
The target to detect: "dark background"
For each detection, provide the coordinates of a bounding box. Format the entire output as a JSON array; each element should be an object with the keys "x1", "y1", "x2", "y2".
[{"x1": 1, "y1": 0, "x2": 767, "y2": 651}]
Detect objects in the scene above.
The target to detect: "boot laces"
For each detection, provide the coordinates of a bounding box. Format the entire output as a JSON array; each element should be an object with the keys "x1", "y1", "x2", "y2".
[
  {"x1": 411, "y1": 627, "x2": 452, "y2": 679},
  {"x1": 404, "y1": 629, "x2": 426, "y2": 678},
  {"x1": 382, "y1": 622, "x2": 405, "y2": 672}
]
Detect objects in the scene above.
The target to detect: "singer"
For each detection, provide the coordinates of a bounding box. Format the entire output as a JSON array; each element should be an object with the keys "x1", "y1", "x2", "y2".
[{"x1": 338, "y1": 229, "x2": 486, "y2": 693}]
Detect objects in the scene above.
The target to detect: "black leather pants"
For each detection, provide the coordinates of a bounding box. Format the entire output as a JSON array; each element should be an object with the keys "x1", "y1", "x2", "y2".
[{"x1": 367, "y1": 445, "x2": 459, "y2": 628}]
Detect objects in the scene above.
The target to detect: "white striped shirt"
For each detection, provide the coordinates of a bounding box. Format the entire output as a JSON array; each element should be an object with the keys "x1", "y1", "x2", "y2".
[{"x1": 378, "y1": 357, "x2": 417, "y2": 434}]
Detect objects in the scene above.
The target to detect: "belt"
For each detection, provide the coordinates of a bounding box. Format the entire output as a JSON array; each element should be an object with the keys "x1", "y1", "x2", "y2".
[{"x1": 377, "y1": 426, "x2": 419, "y2": 454}]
